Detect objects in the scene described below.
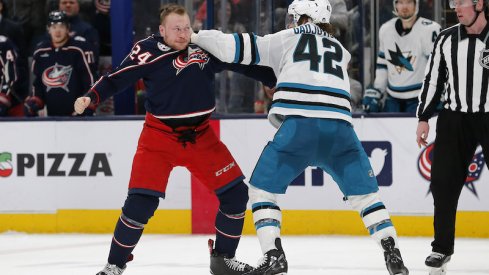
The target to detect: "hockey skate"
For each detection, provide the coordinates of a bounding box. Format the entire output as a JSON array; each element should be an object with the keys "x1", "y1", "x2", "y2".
[
  {"x1": 96, "y1": 263, "x2": 125, "y2": 275},
  {"x1": 209, "y1": 239, "x2": 254, "y2": 275},
  {"x1": 426, "y1": 252, "x2": 451, "y2": 275},
  {"x1": 244, "y1": 238, "x2": 288, "y2": 275},
  {"x1": 381, "y1": 237, "x2": 409, "y2": 275}
]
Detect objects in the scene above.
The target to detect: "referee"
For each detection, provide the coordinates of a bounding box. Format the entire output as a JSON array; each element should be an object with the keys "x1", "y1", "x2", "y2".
[{"x1": 416, "y1": 0, "x2": 489, "y2": 273}]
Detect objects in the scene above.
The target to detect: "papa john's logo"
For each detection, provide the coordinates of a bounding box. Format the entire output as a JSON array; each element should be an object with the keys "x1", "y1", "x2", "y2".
[
  {"x1": 0, "y1": 152, "x2": 13, "y2": 177},
  {"x1": 418, "y1": 143, "x2": 485, "y2": 197},
  {"x1": 173, "y1": 46, "x2": 210, "y2": 75}
]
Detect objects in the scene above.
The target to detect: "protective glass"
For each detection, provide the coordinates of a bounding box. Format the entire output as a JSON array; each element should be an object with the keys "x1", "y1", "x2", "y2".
[
  {"x1": 449, "y1": 0, "x2": 476, "y2": 8},
  {"x1": 285, "y1": 14, "x2": 296, "y2": 29}
]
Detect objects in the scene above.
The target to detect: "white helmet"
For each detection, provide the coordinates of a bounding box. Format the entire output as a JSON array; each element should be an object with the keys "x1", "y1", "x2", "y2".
[
  {"x1": 393, "y1": 0, "x2": 419, "y2": 20},
  {"x1": 288, "y1": 0, "x2": 332, "y2": 26}
]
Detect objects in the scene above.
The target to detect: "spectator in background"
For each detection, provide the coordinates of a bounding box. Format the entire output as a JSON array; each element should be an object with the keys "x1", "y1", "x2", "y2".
[
  {"x1": 362, "y1": 0, "x2": 441, "y2": 113},
  {"x1": 57, "y1": 0, "x2": 100, "y2": 64},
  {"x1": 0, "y1": 0, "x2": 29, "y2": 116},
  {"x1": 90, "y1": 0, "x2": 110, "y2": 56},
  {"x1": 0, "y1": 35, "x2": 20, "y2": 116},
  {"x1": 25, "y1": 10, "x2": 96, "y2": 116}
]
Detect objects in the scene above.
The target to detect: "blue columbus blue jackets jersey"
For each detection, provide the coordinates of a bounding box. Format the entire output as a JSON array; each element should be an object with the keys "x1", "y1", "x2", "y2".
[
  {"x1": 32, "y1": 36, "x2": 96, "y2": 116},
  {"x1": 86, "y1": 34, "x2": 276, "y2": 119}
]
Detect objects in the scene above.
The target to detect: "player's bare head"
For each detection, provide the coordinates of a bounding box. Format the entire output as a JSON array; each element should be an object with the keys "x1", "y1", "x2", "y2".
[
  {"x1": 393, "y1": 0, "x2": 418, "y2": 21},
  {"x1": 59, "y1": 0, "x2": 79, "y2": 17},
  {"x1": 159, "y1": 4, "x2": 191, "y2": 51}
]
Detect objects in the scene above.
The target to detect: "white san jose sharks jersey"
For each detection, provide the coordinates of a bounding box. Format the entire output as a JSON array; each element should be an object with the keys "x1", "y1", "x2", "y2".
[
  {"x1": 193, "y1": 23, "x2": 352, "y2": 128},
  {"x1": 374, "y1": 17, "x2": 441, "y2": 99}
]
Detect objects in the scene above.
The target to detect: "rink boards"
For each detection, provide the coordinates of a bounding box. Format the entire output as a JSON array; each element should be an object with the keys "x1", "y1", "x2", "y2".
[{"x1": 0, "y1": 116, "x2": 488, "y2": 237}]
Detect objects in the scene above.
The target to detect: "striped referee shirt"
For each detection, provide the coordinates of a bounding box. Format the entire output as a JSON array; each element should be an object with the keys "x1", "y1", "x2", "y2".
[{"x1": 417, "y1": 23, "x2": 489, "y2": 121}]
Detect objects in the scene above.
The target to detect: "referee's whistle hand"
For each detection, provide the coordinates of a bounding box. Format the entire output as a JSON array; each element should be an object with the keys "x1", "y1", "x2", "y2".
[{"x1": 416, "y1": 121, "x2": 430, "y2": 148}]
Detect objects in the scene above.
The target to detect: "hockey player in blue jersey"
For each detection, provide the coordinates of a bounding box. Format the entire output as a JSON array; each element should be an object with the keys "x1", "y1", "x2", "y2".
[
  {"x1": 25, "y1": 10, "x2": 96, "y2": 116},
  {"x1": 0, "y1": 35, "x2": 19, "y2": 116},
  {"x1": 191, "y1": 0, "x2": 409, "y2": 274},
  {"x1": 74, "y1": 3, "x2": 276, "y2": 275},
  {"x1": 363, "y1": 0, "x2": 441, "y2": 113}
]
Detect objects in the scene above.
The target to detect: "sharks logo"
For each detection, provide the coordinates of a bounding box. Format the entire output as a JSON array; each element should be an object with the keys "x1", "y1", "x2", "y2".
[
  {"x1": 42, "y1": 63, "x2": 73, "y2": 92},
  {"x1": 0, "y1": 152, "x2": 13, "y2": 177},
  {"x1": 418, "y1": 143, "x2": 485, "y2": 198},
  {"x1": 173, "y1": 46, "x2": 210, "y2": 75},
  {"x1": 388, "y1": 43, "x2": 416, "y2": 73}
]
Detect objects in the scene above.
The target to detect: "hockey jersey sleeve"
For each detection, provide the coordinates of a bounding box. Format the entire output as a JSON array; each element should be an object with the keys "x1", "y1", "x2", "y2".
[
  {"x1": 86, "y1": 41, "x2": 179, "y2": 104},
  {"x1": 191, "y1": 30, "x2": 285, "y2": 75},
  {"x1": 416, "y1": 31, "x2": 447, "y2": 121},
  {"x1": 372, "y1": 25, "x2": 388, "y2": 93}
]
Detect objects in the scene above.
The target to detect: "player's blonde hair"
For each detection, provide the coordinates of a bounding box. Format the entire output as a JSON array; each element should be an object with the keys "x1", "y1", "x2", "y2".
[{"x1": 159, "y1": 3, "x2": 187, "y2": 25}]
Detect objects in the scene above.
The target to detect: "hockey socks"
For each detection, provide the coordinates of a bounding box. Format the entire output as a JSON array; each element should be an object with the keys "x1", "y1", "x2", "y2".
[
  {"x1": 348, "y1": 192, "x2": 399, "y2": 247},
  {"x1": 214, "y1": 182, "x2": 248, "y2": 257},
  {"x1": 108, "y1": 194, "x2": 159, "y2": 268},
  {"x1": 249, "y1": 185, "x2": 282, "y2": 254}
]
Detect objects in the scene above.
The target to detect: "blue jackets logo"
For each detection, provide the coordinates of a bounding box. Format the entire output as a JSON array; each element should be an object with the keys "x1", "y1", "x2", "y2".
[
  {"x1": 418, "y1": 143, "x2": 485, "y2": 197},
  {"x1": 291, "y1": 141, "x2": 393, "y2": 187},
  {"x1": 0, "y1": 152, "x2": 112, "y2": 177},
  {"x1": 42, "y1": 63, "x2": 73, "y2": 92}
]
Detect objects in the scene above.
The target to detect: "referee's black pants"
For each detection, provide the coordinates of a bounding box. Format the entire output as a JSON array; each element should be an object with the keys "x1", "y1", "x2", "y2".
[{"x1": 430, "y1": 110, "x2": 489, "y2": 255}]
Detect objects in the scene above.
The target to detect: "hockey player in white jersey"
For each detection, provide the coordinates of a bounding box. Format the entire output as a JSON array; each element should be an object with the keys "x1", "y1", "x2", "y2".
[
  {"x1": 363, "y1": 0, "x2": 441, "y2": 112},
  {"x1": 191, "y1": 0, "x2": 409, "y2": 274}
]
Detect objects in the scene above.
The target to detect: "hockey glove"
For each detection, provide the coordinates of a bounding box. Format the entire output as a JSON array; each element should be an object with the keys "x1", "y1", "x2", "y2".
[
  {"x1": 0, "y1": 93, "x2": 11, "y2": 116},
  {"x1": 24, "y1": 96, "x2": 44, "y2": 117},
  {"x1": 362, "y1": 87, "x2": 382, "y2": 113}
]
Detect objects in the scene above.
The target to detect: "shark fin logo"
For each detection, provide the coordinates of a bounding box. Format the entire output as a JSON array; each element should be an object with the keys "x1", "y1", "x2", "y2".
[
  {"x1": 0, "y1": 152, "x2": 13, "y2": 177},
  {"x1": 418, "y1": 143, "x2": 485, "y2": 198}
]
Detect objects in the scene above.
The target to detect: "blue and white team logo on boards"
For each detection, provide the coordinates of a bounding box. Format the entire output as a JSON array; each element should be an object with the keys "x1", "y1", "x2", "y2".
[
  {"x1": 362, "y1": 142, "x2": 393, "y2": 186},
  {"x1": 418, "y1": 143, "x2": 485, "y2": 198},
  {"x1": 42, "y1": 63, "x2": 73, "y2": 92},
  {"x1": 479, "y1": 48, "x2": 489, "y2": 69},
  {"x1": 173, "y1": 46, "x2": 210, "y2": 75}
]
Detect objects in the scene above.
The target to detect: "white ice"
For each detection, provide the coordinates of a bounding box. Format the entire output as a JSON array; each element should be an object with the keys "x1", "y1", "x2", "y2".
[{"x1": 1, "y1": 233, "x2": 488, "y2": 275}]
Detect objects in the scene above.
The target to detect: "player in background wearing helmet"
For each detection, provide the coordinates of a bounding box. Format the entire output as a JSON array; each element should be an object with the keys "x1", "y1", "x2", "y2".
[
  {"x1": 191, "y1": 0, "x2": 409, "y2": 274},
  {"x1": 362, "y1": 0, "x2": 441, "y2": 113},
  {"x1": 25, "y1": 10, "x2": 96, "y2": 116}
]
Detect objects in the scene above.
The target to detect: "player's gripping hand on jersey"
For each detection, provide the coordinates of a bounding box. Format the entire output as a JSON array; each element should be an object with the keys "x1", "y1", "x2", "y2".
[
  {"x1": 74, "y1": 97, "x2": 91, "y2": 114},
  {"x1": 362, "y1": 86, "x2": 382, "y2": 113}
]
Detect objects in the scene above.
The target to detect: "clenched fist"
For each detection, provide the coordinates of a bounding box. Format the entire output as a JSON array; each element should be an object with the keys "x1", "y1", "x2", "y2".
[{"x1": 74, "y1": 97, "x2": 91, "y2": 114}]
